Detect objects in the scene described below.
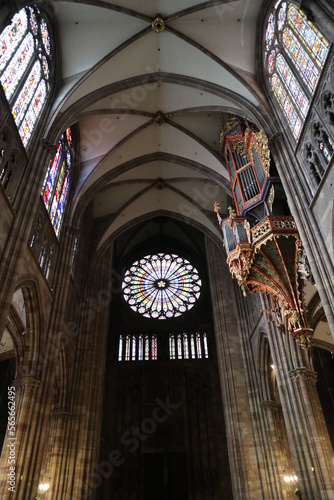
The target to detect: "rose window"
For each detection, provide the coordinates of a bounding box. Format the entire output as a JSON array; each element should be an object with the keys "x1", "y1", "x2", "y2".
[{"x1": 122, "y1": 253, "x2": 202, "y2": 319}]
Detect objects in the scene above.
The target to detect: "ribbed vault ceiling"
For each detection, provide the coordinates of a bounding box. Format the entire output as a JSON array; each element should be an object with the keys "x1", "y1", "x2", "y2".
[{"x1": 50, "y1": 0, "x2": 268, "y2": 245}]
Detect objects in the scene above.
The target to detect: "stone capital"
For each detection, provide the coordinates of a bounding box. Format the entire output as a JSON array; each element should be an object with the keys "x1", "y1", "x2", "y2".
[
  {"x1": 260, "y1": 400, "x2": 281, "y2": 413},
  {"x1": 50, "y1": 408, "x2": 71, "y2": 421},
  {"x1": 289, "y1": 367, "x2": 317, "y2": 383},
  {"x1": 14, "y1": 375, "x2": 41, "y2": 390}
]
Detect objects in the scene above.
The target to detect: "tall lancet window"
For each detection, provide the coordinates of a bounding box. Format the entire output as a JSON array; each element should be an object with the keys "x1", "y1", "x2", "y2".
[
  {"x1": 264, "y1": 2, "x2": 329, "y2": 140},
  {"x1": 42, "y1": 128, "x2": 73, "y2": 237},
  {"x1": 0, "y1": 6, "x2": 52, "y2": 148}
]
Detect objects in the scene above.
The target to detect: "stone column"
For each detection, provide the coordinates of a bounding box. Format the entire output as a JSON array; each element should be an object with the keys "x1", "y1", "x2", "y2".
[
  {"x1": 31, "y1": 224, "x2": 81, "y2": 500},
  {"x1": 262, "y1": 294, "x2": 334, "y2": 499},
  {"x1": 205, "y1": 237, "x2": 283, "y2": 499},
  {"x1": 260, "y1": 400, "x2": 292, "y2": 498},
  {"x1": 39, "y1": 408, "x2": 70, "y2": 499},
  {"x1": 60, "y1": 244, "x2": 113, "y2": 500},
  {"x1": 0, "y1": 374, "x2": 40, "y2": 499}
]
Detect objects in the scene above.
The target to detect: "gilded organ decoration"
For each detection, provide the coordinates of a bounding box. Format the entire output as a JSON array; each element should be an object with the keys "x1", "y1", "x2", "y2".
[{"x1": 215, "y1": 115, "x2": 313, "y2": 349}]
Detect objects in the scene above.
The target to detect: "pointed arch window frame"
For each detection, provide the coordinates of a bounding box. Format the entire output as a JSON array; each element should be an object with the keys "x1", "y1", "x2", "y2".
[
  {"x1": 263, "y1": 1, "x2": 330, "y2": 142},
  {"x1": 0, "y1": 5, "x2": 53, "y2": 149}
]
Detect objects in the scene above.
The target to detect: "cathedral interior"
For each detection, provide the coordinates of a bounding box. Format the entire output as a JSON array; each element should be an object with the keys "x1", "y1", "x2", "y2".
[{"x1": 0, "y1": 0, "x2": 333, "y2": 499}]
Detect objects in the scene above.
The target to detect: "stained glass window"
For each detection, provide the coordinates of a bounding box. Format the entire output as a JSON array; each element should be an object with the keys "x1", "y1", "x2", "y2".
[
  {"x1": 203, "y1": 333, "x2": 209, "y2": 358},
  {"x1": 118, "y1": 333, "x2": 158, "y2": 361},
  {"x1": 169, "y1": 332, "x2": 208, "y2": 360},
  {"x1": 177, "y1": 334, "x2": 182, "y2": 359},
  {"x1": 277, "y1": 2, "x2": 287, "y2": 30},
  {"x1": 287, "y1": 5, "x2": 329, "y2": 65},
  {"x1": 0, "y1": 10, "x2": 28, "y2": 71},
  {"x1": 118, "y1": 331, "x2": 208, "y2": 362},
  {"x1": 169, "y1": 335, "x2": 176, "y2": 360},
  {"x1": 282, "y1": 29, "x2": 319, "y2": 92},
  {"x1": 151, "y1": 335, "x2": 158, "y2": 360},
  {"x1": 42, "y1": 128, "x2": 73, "y2": 237},
  {"x1": 264, "y1": 2, "x2": 329, "y2": 141},
  {"x1": 118, "y1": 335, "x2": 123, "y2": 361},
  {"x1": 276, "y1": 54, "x2": 309, "y2": 117},
  {"x1": 145, "y1": 336, "x2": 150, "y2": 360},
  {"x1": 138, "y1": 335, "x2": 144, "y2": 360},
  {"x1": 190, "y1": 334, "x2": 196, "y2": 359},
  {"x1": 196, "y1": 333, "x2": 202, "y2": 358},
  {"x1": 125, "y1": 335, "x2": 131, "y2": 361},
  {"x1": 183, "y1": 333, "x2": 189, "y2": 359},
  {"x1": 265, "y1": 13, "x2": 276, "y2": 50},
  {"x1": 122, "y1": 253, "x2": 202, "y2": 319},
  {"x1": 131, "y1": 335, "x2": 137, "y2": 361},
  {"x1": 271, "y1": 74, "x2": 302, "y2": 139},
  {"x1": 0, "y1": 6, "x2": 52, "y2": 148}
]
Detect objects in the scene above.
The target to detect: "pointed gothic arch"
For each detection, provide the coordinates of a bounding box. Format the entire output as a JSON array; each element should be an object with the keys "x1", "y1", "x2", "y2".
[{"x1": 10, "y1": 279, "x2": 42, "y2": 378}]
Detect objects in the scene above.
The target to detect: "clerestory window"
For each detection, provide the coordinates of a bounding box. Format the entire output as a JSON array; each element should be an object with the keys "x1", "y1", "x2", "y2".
[
  {"x1": 0, "y1": 5, "x2": 52, "y2": 148},
  {"x1": 264, "y1": 1, "x2": 329, "y2": 141},
  {"x1": 41, "y1": 128, "x2": 73, "y2": 237}
]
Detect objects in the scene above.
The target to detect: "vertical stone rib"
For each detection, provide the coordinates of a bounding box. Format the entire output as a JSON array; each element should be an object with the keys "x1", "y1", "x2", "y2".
[{"x1": 206, "y1": 237, "x2": 267, "y2": 499}]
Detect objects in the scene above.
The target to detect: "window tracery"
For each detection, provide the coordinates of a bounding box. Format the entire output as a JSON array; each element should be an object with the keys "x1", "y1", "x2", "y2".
[
  {"x1": 0, "y1": 5, "x2": 52, "y2": 148},
  {"x1": 122, "y1": 253, "x2": 202, "y2": 319},
  {"x1": 264, "y1": 2, "x2": 329, "y2": 140}
]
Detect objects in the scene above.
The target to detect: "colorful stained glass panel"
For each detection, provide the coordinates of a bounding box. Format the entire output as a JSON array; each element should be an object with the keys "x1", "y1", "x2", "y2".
[
  {"x1": 288, "y1": 5, "x2": 329, "y2": 65},
  {"x1": 265, "y1": 13, "x2": 275, "y2": 50},
  {"x1": 42, "y1": 128, "x2": 73, "y2": 237},
  {"x1": 0, "y1": 7, "x2": 52, "y2": 150},
  {"x1": 12, "y1": 60, "x2": 41, "y2": 127},
  {"x1": 41, "y1": 55, "x2": 49, "y2": 80},
  {"x1": 40, "y1": 19, "x2": 51, "y2": 56},
  {"x1": 271, "y1": 74, "x2": 302, "y2": 139},
  {"x1": 122, "y1": 253, "x2": 202, "y2": 319},
  {"x1": 28, "y1": 7, "x2": 38, "y2": 35},
  {"x1": 277, "y1": 2, "x2": 287, "y2": 31},
  {"x1": 19, "y1": 79, "x2": 47, "y2": 147},
  {"x1": 268, "y1": 49, "x2": 276, "y2": 73},
  {"x1": 43, "y1": 141, "x2": 62, "y2": 208},
  {"x1": 276, "y1": 54, "x2": 309, "y2": 117},
  {"x1": 1, "y1": 33, "x2": 34, "y2": 100},
  {"x1": 50, "y1": 160, "x2": 65, "y2": 222},
  {"x1": 282, "y1": 28, "x2": 319, "y2": 91},
  {"x1": 0, "y1": 9, "x2": 27, "y2": 72}
]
